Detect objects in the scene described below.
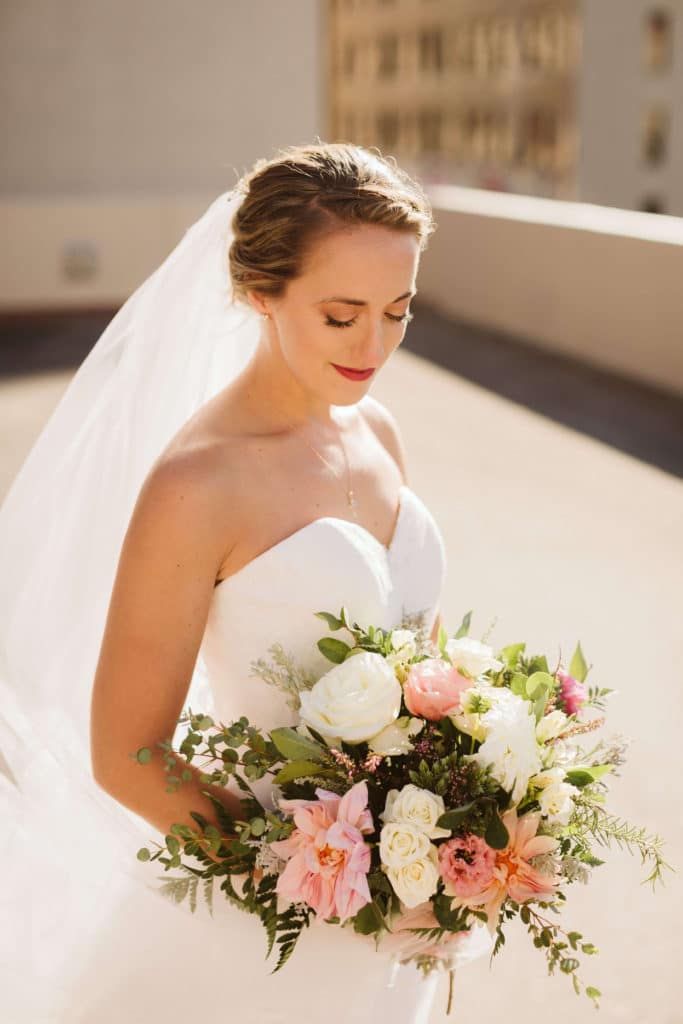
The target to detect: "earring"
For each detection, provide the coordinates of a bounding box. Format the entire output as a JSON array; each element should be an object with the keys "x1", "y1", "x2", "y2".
[{"x1": 261, "y1": 313, "x2": 270, "y2": 320}]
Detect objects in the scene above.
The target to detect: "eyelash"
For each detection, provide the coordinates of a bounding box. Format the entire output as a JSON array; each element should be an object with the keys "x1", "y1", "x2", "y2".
[{"x1": 324, "y1": 311, "x2": 414, "y2": 329}]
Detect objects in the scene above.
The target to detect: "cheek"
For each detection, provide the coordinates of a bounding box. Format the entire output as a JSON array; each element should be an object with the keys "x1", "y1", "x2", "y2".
[{"x1": 282, "y1": 320, "x2": 331, "y2": 370}]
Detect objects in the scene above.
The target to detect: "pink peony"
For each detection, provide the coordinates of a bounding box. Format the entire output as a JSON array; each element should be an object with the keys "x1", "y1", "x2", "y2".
[
  {"x1": 556, "y1": 669, "x2": 589, "y2": 716},
  {"x1": 403, "y1": 658, "x2": 471, "y2": 721},
  {"x1": 270, "y1": 779, "x2": 374, "y2": 923},
  {"x1": 438, "y1": 833, "x2": 497, "y2": 899},
  {"x1": 442, "y1": 809, "x2": 563, "y2": 936}
]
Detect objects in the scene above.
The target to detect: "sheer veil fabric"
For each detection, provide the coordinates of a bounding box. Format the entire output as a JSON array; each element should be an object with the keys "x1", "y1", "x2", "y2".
[{"x1": 0, "y1": 189, "x2": 263, "y2": 1014}]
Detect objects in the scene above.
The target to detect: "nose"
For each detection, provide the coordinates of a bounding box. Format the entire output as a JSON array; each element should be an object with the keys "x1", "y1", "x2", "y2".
[{"x1": 353, "y1": 319, "x2": 386, "y2": 367}]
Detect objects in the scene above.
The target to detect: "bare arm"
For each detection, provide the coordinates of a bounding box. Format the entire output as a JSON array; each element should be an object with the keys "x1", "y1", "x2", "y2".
[{"x1": 90, "y1": 448, "x2": 242, "y2": 857}]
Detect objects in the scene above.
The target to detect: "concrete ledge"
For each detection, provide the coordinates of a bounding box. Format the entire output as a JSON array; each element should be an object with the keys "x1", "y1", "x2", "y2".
[{"x1": 421, "y1": 185, "x2": 683, "y2": 396}]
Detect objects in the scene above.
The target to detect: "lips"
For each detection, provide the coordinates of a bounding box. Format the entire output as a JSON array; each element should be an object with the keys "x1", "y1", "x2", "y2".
[{"x1": 331, "y1": 363, "x2": 376, "y2": 381}]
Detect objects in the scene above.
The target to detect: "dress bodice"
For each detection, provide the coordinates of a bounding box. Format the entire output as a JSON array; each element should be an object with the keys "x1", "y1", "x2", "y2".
[{"x1": 195, "y1": 484, "x2": 446, "y2": 805}]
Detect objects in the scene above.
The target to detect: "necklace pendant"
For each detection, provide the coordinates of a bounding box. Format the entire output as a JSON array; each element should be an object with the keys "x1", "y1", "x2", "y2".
[{"x1": 347, "y1": 489, "x2": 356, "y2": 507}]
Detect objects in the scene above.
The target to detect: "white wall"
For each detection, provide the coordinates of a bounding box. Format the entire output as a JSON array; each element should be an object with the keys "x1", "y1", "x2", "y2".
[
  {"x1": 419, "y1": 185, "x2": 683, "y2": 396},
  {"x1": 579, "y1": 0, "x2": 683, "y2": 216},
  {"x1": 0, "y1": 0, "x2": 324, "y2": 197}
]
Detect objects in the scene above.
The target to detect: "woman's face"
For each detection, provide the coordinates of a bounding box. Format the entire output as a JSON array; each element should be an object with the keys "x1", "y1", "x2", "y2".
[{"x1": 248, "y1": 223, "x2": 421, "y2": 405}]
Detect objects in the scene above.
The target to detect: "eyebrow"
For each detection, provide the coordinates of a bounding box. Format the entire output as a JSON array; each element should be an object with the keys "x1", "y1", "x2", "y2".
[{"x1": 316, "y1": 290, "x2": 416, "y2": 306}]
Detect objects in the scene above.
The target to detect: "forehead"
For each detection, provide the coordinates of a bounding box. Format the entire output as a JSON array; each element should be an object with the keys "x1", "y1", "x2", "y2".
[{"x1": 298, "y1": 223, "x2": 420, "y2": 294}]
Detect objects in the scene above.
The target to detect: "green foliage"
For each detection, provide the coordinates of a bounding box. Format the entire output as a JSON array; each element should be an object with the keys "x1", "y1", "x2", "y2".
[
  {"x1": 269, "y1": 727, "x2": 327, "y2": 764},
  {"x1": 452, "y1": 610, "x2": 472, "y2": 639},
  {"x1": 568, "y1": 641, "x2": 589, "y2": 683},
  {"x1": 317, "y1": 636, "x2": 352, "y2": 663},
  {"x1": 568, "y1": 796, "x2": 675, "y2": 889},
  {"x1": 352, "y1": 899, "x2": 385, "y2": 936},
  {"x1": 564, "y1": 764, "x2": 613, "y2": 788},
  {"x1": 273, "y1": 759, "x2": 333, "y2": 784},
  {"x1": 248, "y1": 643, "x2": 318, "y2": 713}
]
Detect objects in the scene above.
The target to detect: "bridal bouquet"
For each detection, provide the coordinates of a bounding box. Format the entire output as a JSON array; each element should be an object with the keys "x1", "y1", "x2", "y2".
[{"x1": 135, "y1": 608, "x2": 672, "y2": 1016}]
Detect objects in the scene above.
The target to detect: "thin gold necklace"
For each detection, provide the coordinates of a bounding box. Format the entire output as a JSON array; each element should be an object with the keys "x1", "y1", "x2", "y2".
[
  {"x1": 260, "y1": 310, "x2": 359, "y2": 518},
  {"x1": 294, "y1": 420, "x2": 359, "y2": 519}
]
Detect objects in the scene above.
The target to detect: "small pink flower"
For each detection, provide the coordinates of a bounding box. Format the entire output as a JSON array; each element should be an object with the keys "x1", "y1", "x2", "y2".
[
  {"x1": 438, "y1": 833, "x2": 496, "y2": 899},
  {"x1": 270, "y1": 779, "x2": 374, "y2": 923},
  {"x1": 557, "y1": 669, "x2": 588, "y2": 716},
  {"x1": 403, "y1": 658, "x2": 471, "y2": 721}
]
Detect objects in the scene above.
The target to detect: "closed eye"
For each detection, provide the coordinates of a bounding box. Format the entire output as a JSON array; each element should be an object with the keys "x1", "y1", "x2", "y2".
[{"x1": 324, "y1": 311, "x2": 414, "y2": 329}]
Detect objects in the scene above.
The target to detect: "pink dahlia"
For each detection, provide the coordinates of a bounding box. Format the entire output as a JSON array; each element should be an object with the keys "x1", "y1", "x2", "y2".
[
  {"x1": 442, "y1": 808, "x2": 563, "y2": 936},
  {"x1": 270, "y1": 779, "x2": 374, "y2": 923}
]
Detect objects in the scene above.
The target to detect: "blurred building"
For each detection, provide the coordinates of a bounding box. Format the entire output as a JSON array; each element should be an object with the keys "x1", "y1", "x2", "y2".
[{"x1": 326, "y1": 0, "x2": 683, "y2": 215}]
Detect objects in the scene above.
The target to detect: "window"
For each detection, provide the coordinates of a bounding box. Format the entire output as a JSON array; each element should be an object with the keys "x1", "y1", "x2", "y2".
[
  {"x1": 641, "y1": 105, "x2": 669, "y2": 164},
  {"x1": 377, "y1": 35, "x2": 399, "y2": 77},
  {"x1": 643, "y1": 9, "x2": 674, "y2": 71}
]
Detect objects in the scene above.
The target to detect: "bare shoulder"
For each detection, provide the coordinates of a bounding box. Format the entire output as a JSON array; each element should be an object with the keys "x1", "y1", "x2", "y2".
[
  {"x1": 134, "y1": 436, "x2": 241, "y2": 575},
  {"x1": 357, "y1": 394, "x2": 409, "y2": 483}
]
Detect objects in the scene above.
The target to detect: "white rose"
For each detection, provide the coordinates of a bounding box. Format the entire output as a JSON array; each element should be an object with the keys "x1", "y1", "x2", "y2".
[
  {"x1": 379, "y1": 821, "x2": 432, "y2": 870},
  {"x1": 445, "y1": 637, "x2": 504, "y2": 678},
  {"x1": 389, "y1": 622, "x2": 417, "y2": 655},
  {"x1": 299, "y1": 650, "x2": 402, "y2": 744},
  {"x1": 386, "y1": 628, "x2": 417, "y2": 666},
  {"x1": 536, "y1": 709, "x2": 569, "y2": 743},
  {"x1": 530, "y1": 767, "x2": 580, "y2": 825},
  {"x1": 380, "y1": 784, "x2": 451, "y2": 840},
  {"x1": 537, "y1": 782, "x2": 578, "y2": 825},
  {"x1": 386, "y1": 845, "x2": 440, "y2": 908},
  {"x1": 367, "y1": 716, "x2": 424, "y2": 756}
]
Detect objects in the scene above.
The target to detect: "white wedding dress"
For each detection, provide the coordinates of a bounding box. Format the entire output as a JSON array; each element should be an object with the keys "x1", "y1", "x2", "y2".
[{"x1": 1, "y1": 481, "x2": 493, "y2": 1023}]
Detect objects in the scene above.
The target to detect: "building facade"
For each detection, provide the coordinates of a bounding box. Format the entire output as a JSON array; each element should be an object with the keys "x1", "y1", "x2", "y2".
[{"x1": 326, "y1": 0, "x2": 682, "y2": 214}]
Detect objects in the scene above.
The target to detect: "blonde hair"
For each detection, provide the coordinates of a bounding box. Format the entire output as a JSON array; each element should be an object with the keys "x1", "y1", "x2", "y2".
[{"x1": 227, "y1": 140, "x2": 436, "y2": 307}]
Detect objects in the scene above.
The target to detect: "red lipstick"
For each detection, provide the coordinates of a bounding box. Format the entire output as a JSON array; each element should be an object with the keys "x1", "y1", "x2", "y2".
[{"x1": 331, "y1": 364, "x2": 376, "y2": 381}]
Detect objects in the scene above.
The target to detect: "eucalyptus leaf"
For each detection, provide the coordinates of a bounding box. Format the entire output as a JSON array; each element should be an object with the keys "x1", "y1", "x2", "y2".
[
  {"x1": 314, "y1": 611, "x2": 344, "y2": 631},
  {"x1": 136, "y1": 747, "x2": 152, "y2": 765},
  {"x1": 436, "y1": 801, "x2": 478, "y2": 830},
  {"x1": 317, "y1": 637, "x2": 351, "y2": 664},
  {"x1": 526, "y1": 671, "x2": 553, "y2": 701},
  {"x1": 273, "y1": 760, "x2": 331, "y2": 784},
  {"x1": 499, "y1": 642, "x2": 526, "y2": 667},
  {"x1": 352, "y1": 900, "x2": 385, "y2": 935},
  {"x1": 484, "y1": 810, "x2": 509, "y2": 849},
  {"x1": 269, "y1": 727, "x2": 327, "y2": 763},
  {"x1": 564, "y1": 764, "x2": 612, "y2": 787}
]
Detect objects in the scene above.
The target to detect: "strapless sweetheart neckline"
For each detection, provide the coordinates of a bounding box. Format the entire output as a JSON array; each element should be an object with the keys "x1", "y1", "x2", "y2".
[{"x1": 214, "y1": 483, "x2": 414, "y2": 590}]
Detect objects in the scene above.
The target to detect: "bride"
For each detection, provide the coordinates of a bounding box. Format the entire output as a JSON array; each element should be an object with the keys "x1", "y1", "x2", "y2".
[{"x1": 0, "y1": 142, "x2": 493, "y2": 1022}]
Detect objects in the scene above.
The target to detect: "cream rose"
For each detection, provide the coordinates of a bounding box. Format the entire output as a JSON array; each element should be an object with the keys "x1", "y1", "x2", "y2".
[
  {"x1": 536, "y1": 709, "x2": 569, "y2": 743},
  {"x1": 530, "y1": 766, "x2": 580, "y2": 826},
  {"x1": 299, "y1": 650, "x2": 402, "y2": 744},
  {"x1": 379, "y1": 821, "x2": 432, "y2": 870},
  {"x1": 445, "y1": 636, "x2": 503, "y2": 678},
  {"x1": 386, "y1": 628, "x2": 418, "y2": 667},
  {"x1": 386, "y1": 846, "x2": 440, "y2": 908},
  {"x1": 367, "y1": 716, "x2": 424, "y2": 756},
  {"x1": 380, "y1": 784, "x2": 451, "y2": 840}
]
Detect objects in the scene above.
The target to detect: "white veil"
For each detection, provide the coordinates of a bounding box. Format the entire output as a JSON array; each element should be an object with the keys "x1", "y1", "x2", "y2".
[{"x1": 0, "y1": 187, "x2": 262, "y2": 1012}]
